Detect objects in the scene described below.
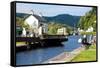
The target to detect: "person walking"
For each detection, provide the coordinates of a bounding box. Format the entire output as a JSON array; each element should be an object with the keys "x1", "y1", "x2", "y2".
[{"x1": 82, "y1": 35, "x2": 89, "y2": 49}]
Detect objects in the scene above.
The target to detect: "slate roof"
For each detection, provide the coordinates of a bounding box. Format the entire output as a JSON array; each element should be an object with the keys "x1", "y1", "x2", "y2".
[{"x1": 33, "y1": 14, "x2": 46, "y2": 22}]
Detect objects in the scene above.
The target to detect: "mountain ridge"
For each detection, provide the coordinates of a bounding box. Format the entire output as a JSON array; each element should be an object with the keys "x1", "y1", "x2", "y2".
[{"x1": 16, "y1": 13, "x2": 80, "y2": 27}]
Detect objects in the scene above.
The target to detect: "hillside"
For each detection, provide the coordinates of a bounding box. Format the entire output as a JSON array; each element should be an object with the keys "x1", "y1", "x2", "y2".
[
  {"x1": 44, "y1": 14, "x2": 80, "y2": 27},
  {"x1": 16, "y1": 13, "x2": 80, "y2": 27}
]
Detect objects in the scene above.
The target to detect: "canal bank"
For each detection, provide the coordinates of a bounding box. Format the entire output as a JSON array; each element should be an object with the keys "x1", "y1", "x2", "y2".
[
  {"x1": 16, "y1": 35, "x2": 68, "y2": 52},
  {"x1": 43, "y1": 46, "x2": 85, "y2": 63},
  {"x1": 16, "y1": 35, "x2": 82, "y2": 65}
]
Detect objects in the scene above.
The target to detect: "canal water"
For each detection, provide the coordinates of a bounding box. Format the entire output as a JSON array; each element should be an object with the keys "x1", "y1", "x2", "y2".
[{"x1": 16, "y1": 35, "x2": 82, "y2": 65}]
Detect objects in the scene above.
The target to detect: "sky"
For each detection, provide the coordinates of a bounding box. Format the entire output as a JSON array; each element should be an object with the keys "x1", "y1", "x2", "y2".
[{"x1": 16, "y1": 3, "x2": 92, "y2": 16}]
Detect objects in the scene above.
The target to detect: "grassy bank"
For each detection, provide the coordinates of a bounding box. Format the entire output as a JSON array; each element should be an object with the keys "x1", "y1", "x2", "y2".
[
  {"x1": 16, "y1": 42, "x2": 26, "y2": 46},
  {"x1": 80, "y1": 32, "x2": 96, "y2": 35},
  {"x1": 71, "y1": 45, "x2": 96, "y2": 62}
]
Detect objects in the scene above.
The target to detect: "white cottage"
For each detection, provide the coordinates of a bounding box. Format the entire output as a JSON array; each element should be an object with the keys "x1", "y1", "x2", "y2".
[
  {"x1": 86, "y1": 26, "x2": 93, "y2": 32},
  {"x1": 25, "y1": 15, "x2": 39, "y2": 29},
  {"x1": 57, "y1": 27, "x2": 67, "y2": 35},
  {"x1": 24, "y1": 14, "x2": 47, "y2": 37}
]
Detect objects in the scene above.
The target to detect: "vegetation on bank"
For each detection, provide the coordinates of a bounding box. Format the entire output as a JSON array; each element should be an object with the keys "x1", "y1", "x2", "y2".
[
  {"x1": 47, "y1": 22, "x2": 73, "y2": 35},
  {"x1": 71, "y1": 45, "x2": 96, "y2": 62},
  {"x1": 80, "y1": 32, "x2": 96, "y2": 35},
  {"x1": 77, "y1": 7, "x2": 97, "y2": 31},
  {"x1": 16, "y1": 17, "x2": 30, "y2": 29}
]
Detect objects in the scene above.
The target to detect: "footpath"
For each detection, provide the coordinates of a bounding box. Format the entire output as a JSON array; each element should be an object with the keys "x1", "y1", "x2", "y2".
[{"x1": 43, "y1": 46, "x2": 85, "y2": 63}]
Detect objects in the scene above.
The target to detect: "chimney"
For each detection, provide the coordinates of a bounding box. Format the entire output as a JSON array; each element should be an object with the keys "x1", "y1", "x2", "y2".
[
  {"x1": 39, "y1": 12, "x2": 42, "y2": 17},
  {"x1": 30, "y1": 10, "x2": 34, "y2": 15}
]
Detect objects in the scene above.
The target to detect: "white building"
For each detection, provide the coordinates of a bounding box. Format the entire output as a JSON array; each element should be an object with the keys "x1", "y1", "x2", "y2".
[
  {"x1": 77, "y1": 28, "x2": 84, "y2": 32},
  {"x1": 24, "y1": 14, "x2": 48, "y2": 37},
  {"x1": 25, "y1": 15, "x2": 39, "y2": 29},
  {"x1": 57, "y1": 27, "x2": 67, "y2": 35},
  {"x1": 86, "y1": 26, "x2": 93, "y2": 32}
]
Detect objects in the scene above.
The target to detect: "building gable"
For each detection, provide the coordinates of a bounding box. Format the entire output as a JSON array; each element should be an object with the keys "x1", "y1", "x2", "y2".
[{"x1": 25, "y1": 15, "x2": 39, "y2": 28}]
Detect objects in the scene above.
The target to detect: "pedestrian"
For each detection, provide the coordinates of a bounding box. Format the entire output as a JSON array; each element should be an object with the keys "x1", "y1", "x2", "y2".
[
  {"x1": 22, "y1": 27, "x2": 26, "y2": 37},
  {"x1": 82, "y1": 35, "x2": 90, "y2": 49},
  {"x1": 82, "y1": 35, "x2": 87, "y2": 44}
]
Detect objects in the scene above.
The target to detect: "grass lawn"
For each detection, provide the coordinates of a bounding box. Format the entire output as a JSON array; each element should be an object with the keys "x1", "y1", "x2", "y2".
[
  {"x1": 16, "y1": 42, "x2": 26, "y2": 46},
  {"x1": 80, "y1": 32, "x2": 96, "y2": 35},
  {"x1": 71, "y1": 44, "x2": 96, "y2": 62}
]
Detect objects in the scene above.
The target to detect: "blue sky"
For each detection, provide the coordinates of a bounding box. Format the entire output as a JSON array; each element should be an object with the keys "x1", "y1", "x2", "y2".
[{"x1": 16, "y1": 3, "x2": 92, "y2": 16}]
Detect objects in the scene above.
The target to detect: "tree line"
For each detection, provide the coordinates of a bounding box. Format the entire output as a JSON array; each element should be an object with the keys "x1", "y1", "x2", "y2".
[{"x1": 77, "y1": 7, "x2": 97, "y2": 32}]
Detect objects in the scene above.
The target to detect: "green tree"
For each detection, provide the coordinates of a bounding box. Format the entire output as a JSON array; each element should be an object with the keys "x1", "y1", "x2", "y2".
[
  {"x1": 77, "y1": 7, "x2": 97, "y2": 31},
  {"x1": 16, "y1": 17, "x2": 30, "y2": 29}
]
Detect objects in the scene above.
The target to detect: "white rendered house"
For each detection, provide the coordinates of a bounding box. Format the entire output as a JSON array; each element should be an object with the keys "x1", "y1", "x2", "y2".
[{"x1": 24, "y1": 14, "x2": 47, "y2": 37}]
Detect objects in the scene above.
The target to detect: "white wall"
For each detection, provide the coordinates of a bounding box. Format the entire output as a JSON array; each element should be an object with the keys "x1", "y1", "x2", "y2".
[
  {"x1": 25, "y1": 15, "x2": 39, "y2": 28},
  {"x1": 0, "y1": 0, "x2": 99, "y2": 68}
]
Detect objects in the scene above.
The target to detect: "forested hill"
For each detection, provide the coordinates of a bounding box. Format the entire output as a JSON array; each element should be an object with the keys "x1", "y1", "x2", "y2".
[
  {"x1": 16, "y1": 13, "x2": 80, "y2": 27},
  {"x1": 77, "y1": 7, "x2": 97, "y2": 31},
  {"x1": 43, "y1": 14, "x2": 80, "y2": 27}
]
